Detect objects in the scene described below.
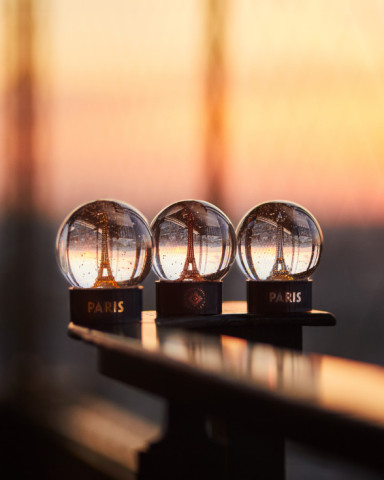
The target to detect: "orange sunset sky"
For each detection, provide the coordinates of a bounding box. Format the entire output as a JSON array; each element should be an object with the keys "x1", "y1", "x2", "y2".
[{"x1": 1, "y1": 0, "x2": 384, "y2": 226}]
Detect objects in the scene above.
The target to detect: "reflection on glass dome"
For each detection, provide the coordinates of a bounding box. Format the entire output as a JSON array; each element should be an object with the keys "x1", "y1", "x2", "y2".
[
  {"x1": 151, "y1": 200, "x2": 236, "y2": 281},
  {"x1": 56, "y1": 199, "x2": 153, "y2": 288},
  {"x1": 236, "y1": 201, "x2": 323, "y2": 281}
]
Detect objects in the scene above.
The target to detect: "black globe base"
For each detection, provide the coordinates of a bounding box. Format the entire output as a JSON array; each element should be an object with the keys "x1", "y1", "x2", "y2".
[
  {"x1": 70, "y1": 286, "x2": 143, "y2": 326},
  {"x1": 156, "y1": 281, "x2": 222, "y2": 317},
  {"x1": 247, "y1": 280, "x2": 312, "y2": 315}
]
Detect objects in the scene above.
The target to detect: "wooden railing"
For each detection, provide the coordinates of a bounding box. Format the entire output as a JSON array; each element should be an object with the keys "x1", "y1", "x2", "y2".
[{"x1": 67, "y1": 302, "x2": 384, "y2": 479}]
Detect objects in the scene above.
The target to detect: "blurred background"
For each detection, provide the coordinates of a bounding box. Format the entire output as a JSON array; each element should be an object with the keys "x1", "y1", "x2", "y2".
[{"x1": 1, "y1": 0, "x2": 384, "y2": 478}]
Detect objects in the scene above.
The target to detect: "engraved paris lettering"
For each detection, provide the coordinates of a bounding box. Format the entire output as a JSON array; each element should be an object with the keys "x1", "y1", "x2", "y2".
[
  {"x1": 88, "y1": 301, "x2": 124, "y2": 313},
  {"x1": 269, "y1": 291, "x2": 302, "y2": 304}
]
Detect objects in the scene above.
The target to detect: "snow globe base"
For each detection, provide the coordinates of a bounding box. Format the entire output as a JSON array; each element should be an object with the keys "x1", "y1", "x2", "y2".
[
  {"x1": 70, "y1": 286, "x2": 143, "y2": 326},
  {"x1": 156, "y1": 281, "x2": 222, "y2": 317}
]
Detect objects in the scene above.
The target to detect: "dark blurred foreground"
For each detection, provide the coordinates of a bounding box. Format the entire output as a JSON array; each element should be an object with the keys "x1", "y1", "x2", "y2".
[{"x1": 1, "y1": 218, "x2": 384, "y2": 479}]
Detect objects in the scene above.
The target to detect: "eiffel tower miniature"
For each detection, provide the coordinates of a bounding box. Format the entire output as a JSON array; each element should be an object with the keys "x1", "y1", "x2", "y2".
[
  {"x1": 179, "y1": 211, "x2": 204, "y2": 281},
  {"x1": 269, "y1": 211, "x2": 293, "y2": 280},
  {"x1": 93, "y1": 213, "x2": 119, "y2": 288}
]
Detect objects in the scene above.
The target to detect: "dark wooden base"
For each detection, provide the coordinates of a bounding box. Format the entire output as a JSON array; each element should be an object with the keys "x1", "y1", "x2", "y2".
[
  {"x1": 156, "y1": 281, "x2": 222, "y2": 317},
  {"x1": 247, "y1": 280, "x2": 312, "y2": 314},
  {"x1": 70, "y1": 286, "x2": 142, "y2": 326}
]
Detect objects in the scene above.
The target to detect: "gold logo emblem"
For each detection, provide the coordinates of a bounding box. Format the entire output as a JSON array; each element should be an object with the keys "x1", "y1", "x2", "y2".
[{"x1": 184, "y1": 287, "x2": 206, "y2": 311}]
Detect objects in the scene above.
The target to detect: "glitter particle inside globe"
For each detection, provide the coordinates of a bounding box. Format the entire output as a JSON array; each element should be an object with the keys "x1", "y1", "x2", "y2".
[
  {"x1": 151, "y1": 200, "x2": 236, "y2": 281},
  {"x1": 236, "y1": 201, "x2": 323, "y2": 281},
  {"x1": 56, "y1": 200, "x2": 153, "y2": 288}
]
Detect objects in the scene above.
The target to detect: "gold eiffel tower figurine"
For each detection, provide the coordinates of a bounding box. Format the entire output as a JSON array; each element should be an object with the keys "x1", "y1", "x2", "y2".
[
  {"x1": 179, "y1": 211, "x2": 204, "y2": 281},
  {"x1": 93, "y1": 212, "x2": 119, "y2": 288},
  {"x1": 269, "y1": 211, "x2": 293, "y2": 280}
]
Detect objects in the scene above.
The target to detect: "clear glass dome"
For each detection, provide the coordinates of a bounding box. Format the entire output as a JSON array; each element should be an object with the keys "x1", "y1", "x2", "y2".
[
  {"x1": 56, "y1": 199, "x2": 153, "y2": 288},
  {"x1": 151, "y1": 200, "x2": 236, "y2": 281},
  {"x1": 236, "y1": 201, "x2": 323, "y2": 281}
]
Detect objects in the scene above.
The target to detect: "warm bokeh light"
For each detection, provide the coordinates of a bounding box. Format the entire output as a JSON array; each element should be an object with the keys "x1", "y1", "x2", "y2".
[
  {"x1": 1, "y1": 0, "x2": 384, "y2": 224},
  {"x1": 227, "y1": 0, "x2": 384, "y2": 224},
  {"x1": 49, "y1": 0, "x2": 203, "y2": 218},
  {"x1": 320, "y1": 356, "x2": 384, "y2": 427}
]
